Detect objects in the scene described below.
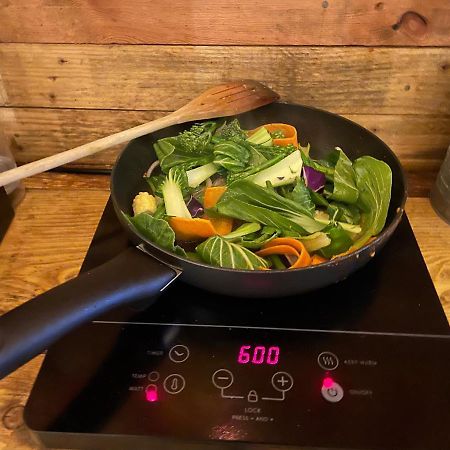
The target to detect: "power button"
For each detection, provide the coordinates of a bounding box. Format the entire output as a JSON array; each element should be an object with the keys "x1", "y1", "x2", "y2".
[{"x1": 321, "y1": 381, "x2": 344, "y2": 403}]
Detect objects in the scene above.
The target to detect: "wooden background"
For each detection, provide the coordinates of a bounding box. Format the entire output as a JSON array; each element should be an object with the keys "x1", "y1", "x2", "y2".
[{"x1": 0, "y1": 0, "x2": 449, "y2": 195}]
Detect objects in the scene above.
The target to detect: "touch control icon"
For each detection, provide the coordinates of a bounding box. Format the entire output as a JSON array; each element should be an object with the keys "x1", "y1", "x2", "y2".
[
  {"x1": 271, "y1": 372, "x2": 294, "y2": 392},
  {"x1": 317, "y1": 351, "x2": 339, "y2": 370},
  {"x1": 321, "y1": 381, "x2": 344, "y2": 403},
  {"x1": 163, "y1": 374, "x2": 185, "y2": 394},
  {"x1": 169, "y1": 345, "x2": 190, "y2": 363},
  {"x1": 212, "y1": 369, "x2": 234, "y2": 389},
  {"x1": 212, "y1": 369, "x2": 244, "y2": 400}
]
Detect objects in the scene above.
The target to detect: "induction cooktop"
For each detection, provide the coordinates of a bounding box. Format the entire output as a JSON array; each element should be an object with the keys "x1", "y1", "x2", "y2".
[{"x1": 24, "y1": 198, "x2": 450, "y2": 450}]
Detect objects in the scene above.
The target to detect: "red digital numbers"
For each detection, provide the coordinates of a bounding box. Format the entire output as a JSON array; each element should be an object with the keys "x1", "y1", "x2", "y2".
[{"x1": 237, "y1": 345, "x2": 280, "y2": 365}]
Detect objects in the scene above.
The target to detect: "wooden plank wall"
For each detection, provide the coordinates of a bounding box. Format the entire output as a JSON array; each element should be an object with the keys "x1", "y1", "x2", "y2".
[{"x1": 0, "y1": 0, "x2": 449, "y2": 196}]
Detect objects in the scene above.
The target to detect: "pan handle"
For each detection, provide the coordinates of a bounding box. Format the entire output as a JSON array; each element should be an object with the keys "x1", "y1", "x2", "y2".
[{"x1": 0, "y1": 247, "x2": 179, "y2": 379}]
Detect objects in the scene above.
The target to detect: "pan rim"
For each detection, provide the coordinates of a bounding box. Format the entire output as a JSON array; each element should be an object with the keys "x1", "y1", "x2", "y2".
[{"x1": 111, "y1": 101, "x2": 407, "y2": 274}]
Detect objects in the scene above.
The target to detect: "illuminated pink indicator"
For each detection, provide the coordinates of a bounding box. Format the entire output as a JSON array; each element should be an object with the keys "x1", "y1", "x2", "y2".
[
  {"x1": 145, "y1": 384, "x2": 158, "y2": 402},
  {"x1": 237, "y1": 345, "x2": 280, "y2": 365},
  {"x1": 323, "y1": 377, "x2": 334, "y2": 389}
]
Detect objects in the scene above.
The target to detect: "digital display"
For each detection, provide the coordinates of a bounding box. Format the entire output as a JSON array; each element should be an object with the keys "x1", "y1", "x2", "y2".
[{"x1": 237, "y1": 345, "x2": 280, "y2": 365}]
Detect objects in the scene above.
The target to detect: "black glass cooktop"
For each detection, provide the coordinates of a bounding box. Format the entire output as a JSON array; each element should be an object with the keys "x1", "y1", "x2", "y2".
[{"x1": 24, "y1": 199, "x2": 450, "y2": 450}]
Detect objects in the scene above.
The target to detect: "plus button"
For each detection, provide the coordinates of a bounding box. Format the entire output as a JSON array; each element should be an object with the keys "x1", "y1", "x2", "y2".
[{"x1": 272, "y1": 372, "x2": 294, "y2": 392}]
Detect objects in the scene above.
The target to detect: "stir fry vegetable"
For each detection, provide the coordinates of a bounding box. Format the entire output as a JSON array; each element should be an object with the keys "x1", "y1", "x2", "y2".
[{"x1": 126, "y1": 120, "x2": 392, "y2": 270}]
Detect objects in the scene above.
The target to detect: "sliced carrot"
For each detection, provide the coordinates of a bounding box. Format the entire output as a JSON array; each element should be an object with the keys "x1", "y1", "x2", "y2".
[
  {"x1": 256, "y1": 240, "x2": 312, "y2": 269},
  {"x1": 256, "y1": 245, "x2": 300, "y2": 259},
  {"x1": 258, "y1": 123, "x2": 298, "y2": 147},
  {"x1": 204, "y1": 186, "x2": 228, "y2": 208},
  {"x1": 209, "y1": 216, "x2": 233, "y2": 235},
  {"x1": 258, "y1": 266, "x2": 271, "y2": 271},
  {"x1": 311, "y1": 254, "x2": 328, "y2": 265},
  {"x1": 169, "y1": 217, "x2": 217, "y2": 241},
  {"x1": 263, "y1": 237, "x2": 312, "y2": 267},
  {"x1": 203, "y1": 186, "x2": 233, "y2": 235}
]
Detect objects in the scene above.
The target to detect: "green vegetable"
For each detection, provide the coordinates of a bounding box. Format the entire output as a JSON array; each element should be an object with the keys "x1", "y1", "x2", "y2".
[
  {"x1": 213, "y1": 141, "x2": 250, "y2": 172},
  {"x1": 288, "y1": 178, "x2": 315, "y2": 217},
  {"x1": 247, "y1": 144, "x2": 268, "y2": 166},
  {"x1": 258, "y1": 143, "x2": 297, "y2": 159},
  {"x1": 295, "y1": 232, "x2": 331, "y2": 252},
  {"x1": 320, "y1": 225, "x2": 353, "y2": 258},
  {"x1": 154, "y1": 122, "x2": 216, "y2": 173},
  {"x1": 196, "y1": 236, "x2": 269, "y2": 270},
  {"x1": 215, "y1": 119, "x2": 247, "y2": 142},
  {"x1": 223, "y1": 223, "x2": 261, "y2": 240},
  {"x1": 220, "y1": 179, "x2": 320, "y2": 222},
  {"x1": 268, "y1": 254, "x2": 286, "y2": 269},
  {"x1": 146, "y1": 174, "x2": 165, "y2": 197},
  {"x1": 124, "y1": 212, "x2": 186, "y2": 257},
  {"x1": 185, "y1": 251, "x2": 203, "y2": 262},
  {"x1": 178, "y1": 121, "x2": 217, "y2": 152},
  {"x1": 309, "y1": 189, "x2": 360, "y2": 224},
  {"x1": 327, "y1": 148, "x2": 359, "y2": 204},
  {"x1": 251, "y1": 150, "x2": 303, "y2": 187},
  {"x1": 217, "y1": 198, "x2": 309, "y2": 235},
  {"x1": 241, "y1": 227, "x2": 279, "y2": 249},
  {"x1": 162, "y1": 167, "x2": 191, "y2": 218},
  {"x1": 247, "y1": 126, "x2": 272, "y2": 146},
  {"x1": 186, "y1": 163, "x2": 219, "y2": 188},
  {"x1": 352, "y1": 156, "x2": 392, "y2": 248},
  {"x1": 153, "y1": 202, "x2": 166, "y2": 219},
  {"x1": 328, "y1": 201, "x2": 361, "y2": 224},
  {"x1": 228, "y1": 154, "x2": 285, "y2": 184},
  {"x1": 300, "y1": 150, "x2": 334, "y2": 179},
  {"x1": 270, "y1": 129, "x2": 285, "y2": 139}
]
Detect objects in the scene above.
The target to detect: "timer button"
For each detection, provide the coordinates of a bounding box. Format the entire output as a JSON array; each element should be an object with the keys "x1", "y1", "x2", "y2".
[
  {"x1": 321, "y1": 381, "x2": 344, "y2": 403},
  {"x1": 317, "y1": 351, "x2": 339, "y2": 370},
  {"x1": 272, "y1": 372, "x2": 294, "y2": 392},
  {"x1": 212, "y1": 369, "x2": 234, "y2": 389},
  {"x1": 169, "y1": 345, "x2": 190, "y2": 363},
  {"x1": 163, "y1": 374, "x2": 185, "y2": 394}
]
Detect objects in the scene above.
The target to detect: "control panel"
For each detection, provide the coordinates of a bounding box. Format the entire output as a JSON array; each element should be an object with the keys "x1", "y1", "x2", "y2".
[{"x1": 25, "y1": 323, "x2": 450, "y2": 450}]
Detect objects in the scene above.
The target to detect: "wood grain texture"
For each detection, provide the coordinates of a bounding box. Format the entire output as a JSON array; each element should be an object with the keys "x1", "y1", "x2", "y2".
[
  {"x1": 0, "y1": 1, "x2": 449, "y2": 46},
  {"x1": 2, "y1": 107, "x2": 448, "y2": 167},
  {"x1": 0, "y1": 44, "x2": 449, "y2": 115},
  {"x1": 1, "y1": 107, "x2": 448, "y2": 196},
  {"x1": 0, "y1": 182, "x2": 109, "y2": 450},
  {"x1": 0, "y1": 175, "x2": 448, "y2": 449}
]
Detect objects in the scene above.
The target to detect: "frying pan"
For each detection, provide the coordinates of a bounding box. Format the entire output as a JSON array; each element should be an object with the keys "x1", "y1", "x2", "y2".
[{"x1": 0, "y1": 103, "x2": 406, "y2": 379}]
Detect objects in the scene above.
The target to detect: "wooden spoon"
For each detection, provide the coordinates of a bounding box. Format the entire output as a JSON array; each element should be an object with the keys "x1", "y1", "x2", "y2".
[{"x1": 0, "y1": 80, "x2": 279, "y2": 187}]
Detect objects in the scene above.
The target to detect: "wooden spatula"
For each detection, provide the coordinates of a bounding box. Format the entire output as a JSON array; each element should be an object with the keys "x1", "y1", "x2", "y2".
[{"x1": 0, "y1": 80, "x2": 279, "y2": 187}]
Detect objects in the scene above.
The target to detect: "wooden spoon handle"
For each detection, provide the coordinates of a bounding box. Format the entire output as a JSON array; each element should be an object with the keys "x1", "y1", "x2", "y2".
[{"x1": 0, "y1": 112, "x2": 182, "y2": 188}]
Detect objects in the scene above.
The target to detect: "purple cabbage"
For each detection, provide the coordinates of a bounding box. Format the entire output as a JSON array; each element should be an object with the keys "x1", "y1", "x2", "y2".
[
  {"x1": 187, "y1": 196, "x2": 204, "y2": 218},
  {"x1": 303, "y1": 166, "x2": 325, "y2": 192}
]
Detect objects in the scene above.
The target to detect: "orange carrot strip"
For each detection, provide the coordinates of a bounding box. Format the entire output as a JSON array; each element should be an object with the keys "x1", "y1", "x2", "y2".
[
  {"x1": 203, "y1": 186, "x2": 233, "y2": 235},
  {"x1": 169, "y1": 217, "x2": 218, "y2": 241},
  {"x1": 263, "y1": 237, "x2": 312, "y2": 267},
  {"x1": 256, "y1": 245, "x2": 300, "y2": 259},
  {"x1": 204, "y1": 186, "x2": 228, "y2": 208},
  {"x1": 311, "y1": 254, "x2": 328, "y2": 265},
  {"x1": 263, "y1": 123, "x2": 298, "y2": 147},
  {"x1": 256, "y1": 243, "x2": 312, "y2": 270},
  {"x1": 209, "y1": 216, "x2": 233, "y2": 235}
]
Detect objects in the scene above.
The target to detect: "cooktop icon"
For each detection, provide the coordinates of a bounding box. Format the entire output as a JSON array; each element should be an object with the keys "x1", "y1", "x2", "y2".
[
  {"x1": 163, "y1": 374, "x2": 185, "y2": 394},
  {"x1": 317, "y1": 352, "x2": 339, "y2": 370},
  {"x1": 169, "y1": 345, "x2": 190, "y2": 363}
]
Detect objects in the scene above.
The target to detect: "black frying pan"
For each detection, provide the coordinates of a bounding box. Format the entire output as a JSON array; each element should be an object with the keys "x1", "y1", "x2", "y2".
[{"x1": 0, "y1": 103, "x2": 406, "y2": 379}]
